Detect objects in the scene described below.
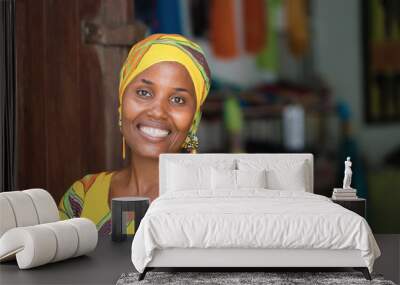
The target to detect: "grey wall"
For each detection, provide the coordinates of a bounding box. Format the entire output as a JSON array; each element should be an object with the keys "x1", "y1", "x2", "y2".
[{"x1": 312, "y1": 0, "x2": 400, "y2": 167}]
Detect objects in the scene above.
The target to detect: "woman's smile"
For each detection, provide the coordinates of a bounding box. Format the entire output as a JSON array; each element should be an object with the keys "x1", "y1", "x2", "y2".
[
  {"x1": 139, "y1": 125, "x2": 169, "y2": 138},
  {"x1": 136, "y1": 122, "x2": 171, "y2": 141}
]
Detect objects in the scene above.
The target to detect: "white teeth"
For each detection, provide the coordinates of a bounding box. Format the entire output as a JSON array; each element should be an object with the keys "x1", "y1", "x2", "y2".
[{"x1": 139, "y1": 126, "x2": 169, "y2": 138}]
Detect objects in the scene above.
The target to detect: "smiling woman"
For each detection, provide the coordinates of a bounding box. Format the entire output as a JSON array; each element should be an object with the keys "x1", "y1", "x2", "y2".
[{"x1": 58, "y1": 34, "x2": 211, "y2": 234}]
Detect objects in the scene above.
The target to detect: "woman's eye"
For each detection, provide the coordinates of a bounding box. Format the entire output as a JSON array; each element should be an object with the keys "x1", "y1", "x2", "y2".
[
  {"x1": 170, "y1": 96, "x2": 185, "y2": 105},
  {"x1": 136, "y1": 89, "x2": 151, "y2": 98}
]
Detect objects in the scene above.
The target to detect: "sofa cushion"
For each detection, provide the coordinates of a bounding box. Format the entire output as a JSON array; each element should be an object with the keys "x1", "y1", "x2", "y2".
[
  {"x1": 237, "y1": 159, "x2": 308, "y2": 191},
  {"x1": 211, "y1": 168, "x2": 236, "y2": 190},
  {"x1": 236, "y1": 169, "x2": 267, "y2": 189},
  {"x1": 166, "y1": 159, "x2": 236, "y2": 192},
  {"x1": 167, "y1": 162, "x2": 211, "y2": 191}
]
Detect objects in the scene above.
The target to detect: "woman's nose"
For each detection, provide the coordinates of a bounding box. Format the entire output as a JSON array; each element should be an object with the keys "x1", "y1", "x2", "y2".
[{"x1": 147, "y1": 98, "x2": 168, "y2": 120}]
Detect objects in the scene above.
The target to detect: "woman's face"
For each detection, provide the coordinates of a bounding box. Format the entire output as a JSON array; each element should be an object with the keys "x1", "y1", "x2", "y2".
[{"x1": 121, "y1": 61, "x2": 196, "y2": 159}]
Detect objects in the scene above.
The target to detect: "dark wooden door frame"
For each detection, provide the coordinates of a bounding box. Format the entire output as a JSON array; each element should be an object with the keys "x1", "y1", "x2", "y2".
[
  {"x1": 15, "y1": 0, "x2": 145, "y2": 203},
  {"x1": 0, "y1": 0, "x2": 17, "y2": 192}
]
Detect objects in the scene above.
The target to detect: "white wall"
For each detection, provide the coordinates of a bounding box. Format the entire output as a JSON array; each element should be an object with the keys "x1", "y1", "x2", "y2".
[{"x1": 312, "y1": 0, "x2": 400, "y2": 166}]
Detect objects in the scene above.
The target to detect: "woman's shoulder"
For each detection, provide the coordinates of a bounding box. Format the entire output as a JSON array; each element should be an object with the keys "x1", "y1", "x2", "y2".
[
  {"x1": 59, "y1": 171, "x2": 114, "y2": 219},
  {"x1": 76, "y1": 171, "x2": 115, "y2": 193},
  {"x1": 59, "y1": 171, "x2": 115, "y2": 219},
  {"x1": 63, "y1": 171, "x2": 115, "y2": 199}
]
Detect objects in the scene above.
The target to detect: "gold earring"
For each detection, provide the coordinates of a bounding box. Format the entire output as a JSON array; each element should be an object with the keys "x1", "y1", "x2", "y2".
[
  {"x1": 122, "y1": 137, "x2": 126, "y2": 160},
  {"x1": 119, "y1": 118, "x2": 126, "y2": 160},
  {"x1": 182, "y1": 133, "x2": 199, "y2": 153}
]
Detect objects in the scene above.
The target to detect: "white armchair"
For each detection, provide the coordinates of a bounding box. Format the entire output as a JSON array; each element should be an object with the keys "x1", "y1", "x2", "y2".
[{"x1": 0, "y1": 189, "x2": 98, "y2": 269}]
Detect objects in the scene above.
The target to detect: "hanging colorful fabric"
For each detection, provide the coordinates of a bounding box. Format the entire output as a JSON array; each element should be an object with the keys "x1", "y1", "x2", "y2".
[
  {"x1": 243, "y1": 0, "x2": 267, "y2": 54},
  {"x1": 256, "y1": 0, "x2": 280, "y2": 72},
  {"x1": 154, "y1": 0, "x2": 183, "y2": 34},
  {"x1": 223, "y1": 95, "x2": 243, "y2": 134},
  {"x1": 209, "y1": 0, "x2": 239, "y2": 58},
  {"x1": 285, "y1": 0, "x2": 309, "y2": 58}
]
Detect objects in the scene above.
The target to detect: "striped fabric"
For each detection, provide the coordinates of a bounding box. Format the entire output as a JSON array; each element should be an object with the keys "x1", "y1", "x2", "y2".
[
  {"x1": 119, "y1": 34, "x2": 211, "y2": 112},
  {"x1": 59, "y1": 172, "x2": 129, "y2": 235}
]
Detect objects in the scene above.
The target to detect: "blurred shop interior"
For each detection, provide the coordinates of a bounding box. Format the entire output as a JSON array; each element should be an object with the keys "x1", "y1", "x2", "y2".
[
  {"x1": 135, "y1": 0, "x2": 400, "y2": 233},
  {"x1": 3, "y1": 0, "x2": 400, "y2": 233}
]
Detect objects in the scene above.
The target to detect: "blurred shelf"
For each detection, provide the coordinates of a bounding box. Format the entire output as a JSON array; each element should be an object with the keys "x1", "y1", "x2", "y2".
[
  {"x1": 202, "y1": 91, "x2": 333, "y2": 120},
  {"x1": 371, "y1": 41, "x2": 400, "y2": 72}
]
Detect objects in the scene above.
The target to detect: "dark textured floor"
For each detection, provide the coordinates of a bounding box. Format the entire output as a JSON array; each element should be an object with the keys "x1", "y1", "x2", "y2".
[
  {"x1": 117, "y1": 271, "x2": 395, "y2": 285},
  {"x1": 122, "y1": 234, "x2": 399, "y2": 284},
  {"x1": 374, "y1": 234, "x2": 400, "y2": 284}
]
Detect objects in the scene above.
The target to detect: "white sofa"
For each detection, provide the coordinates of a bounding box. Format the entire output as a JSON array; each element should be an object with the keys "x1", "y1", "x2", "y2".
[{"x1": 0, "y1": 189, "x2": 98, "y2": 269}]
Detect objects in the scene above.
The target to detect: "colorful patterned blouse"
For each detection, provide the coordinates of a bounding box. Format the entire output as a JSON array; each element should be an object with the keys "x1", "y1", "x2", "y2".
[{"x1": 59, "y1": 172, "x2": 117, "y2": 235}]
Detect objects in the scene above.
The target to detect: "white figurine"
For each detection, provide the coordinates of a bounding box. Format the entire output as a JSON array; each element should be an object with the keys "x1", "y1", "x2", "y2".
[{"x1": 342, "y1": 157, "x2": 353, "y2": 189}]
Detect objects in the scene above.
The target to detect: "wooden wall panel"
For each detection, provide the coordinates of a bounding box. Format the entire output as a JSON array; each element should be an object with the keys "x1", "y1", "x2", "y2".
[
  {"x1": 45, "y1": 0, "x2": 82, "y2": 203},
  {"x1": 93, "y1": 0, "x2": 134, "y2": 170},
  {"x1": 16, "y1": 0, "x2": 47, "y2": 190},
  {"x1": 78, "y1": 0, "x2": 105, "y2": 175},
  {"x1": 16, "y1": 0, "x2": 135, "y2": 204}
]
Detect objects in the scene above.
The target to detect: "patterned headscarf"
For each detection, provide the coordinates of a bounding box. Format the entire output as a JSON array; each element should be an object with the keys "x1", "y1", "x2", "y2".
[{"x1": 119, "y1": 34, "x2": 211, "y2": 156}]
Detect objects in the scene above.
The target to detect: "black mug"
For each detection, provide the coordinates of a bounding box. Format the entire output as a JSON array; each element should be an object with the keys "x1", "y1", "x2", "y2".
[{"x1": 111, "y1": 197, "x2": 150, "y2": 242}]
